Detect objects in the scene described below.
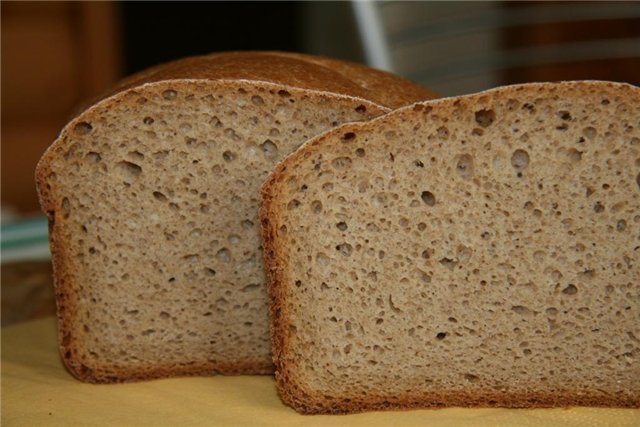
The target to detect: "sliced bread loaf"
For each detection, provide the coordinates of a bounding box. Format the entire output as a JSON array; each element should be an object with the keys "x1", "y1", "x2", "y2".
[
  {"x1": 260, "y1": 81, "x2": 640, "y2": 413},
  {"x1": 35, "y1": 51, "x2": 434, "y2": 383}
]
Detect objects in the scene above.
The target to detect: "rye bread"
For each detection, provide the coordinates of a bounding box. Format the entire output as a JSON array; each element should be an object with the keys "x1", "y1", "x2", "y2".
[
  {"x1": 35, "y1": 51, "x2": 433, "y2": 383},
  {"x1": 260, "y1": 81, "x2": 640, "y2": 413}
]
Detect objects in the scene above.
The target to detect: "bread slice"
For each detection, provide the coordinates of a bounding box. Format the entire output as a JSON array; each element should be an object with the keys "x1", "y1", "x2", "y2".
[
  {"x1": 260, "y1": 81, "x2": 640, "y2": 413},
  {"x1": 35, "y1": 51, "x2": 433, "y2": 383}
]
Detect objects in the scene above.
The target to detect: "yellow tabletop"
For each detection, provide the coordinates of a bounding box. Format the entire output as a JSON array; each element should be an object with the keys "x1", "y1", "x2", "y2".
[{"x1": 2, "y1": 317, "x2": 638, "y2": 427}]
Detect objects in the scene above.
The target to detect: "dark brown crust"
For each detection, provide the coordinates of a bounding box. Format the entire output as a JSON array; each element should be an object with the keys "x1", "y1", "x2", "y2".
[
  {"x1": 259, "y1": 81, "x2": 640, "y2": 414},
  {"x1": 81, "y1": 51, "x2": 435, "y2": 114},
  {"x1": 35, "y1": 52, "x2": 434, "y2": 384},
  {"x1": 66, "y1": 358, "x2": 274, "y2": 384}
]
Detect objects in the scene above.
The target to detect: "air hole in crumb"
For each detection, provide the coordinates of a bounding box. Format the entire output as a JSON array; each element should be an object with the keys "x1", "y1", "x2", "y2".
[
  {"x1": 439, "y1": 257, "x2": 457, "y2": 270},
  {"x1": 356, "y1": 148, "x2": 365, "y2": 157},
  {"x1": 617, "y1": 220, "x2": 627, "y2": 231},
  {"x1": 567, "y1": 148, "x2": 582, "y2": 162},
  {"x1": 456, "y1": 154, "x2": 474, "y2": 179},
  {"x1": 522, "y1": 103, "x2": 535, "y2": 112},
  {"x1": 162, "y1": 89, "x2": 177, "y2": 100},
  {"x1": 579, "y1": 269, "x2": 596, "y2": 280},
  {"x1": 241, "y1": 220, "x2": 254, "y2": 229},
  {"x1": 74, "y1": 122, "x2": 92, "y2": 135},
  {"x1": 436, "y1": 332, "x2": 447, "y2": 340},
  {"x1": 343, "y1": 132, "x2": 356, "y2": 140},
  {"x1": 85, "y1": 152, "x2": 102, "y2": 162},
  {"x1": 464, "y1": 374, "x2": 479, "y2": 382},
  {"x1": 421, "y1": 191, "x2": 435, "y2": 206},
  {"x1": 355, "y1": 105, "x2": 367, "y2": 113},
  {"x1": 295, "y1": 280, "x2": 302, "y2": 288},
  {"x1": 61, "y1": 197, "x2": 71, "y2": 218},
  {"x1": 261, "y1": 140, "x2": 278, "y2": 157},
  {"x1": 277, "y1": 89, "x2": 291, "y2": 97},
  {"x1": 558, "y1": 111, "x2": 572, "y2": 121},
  {"x1": 143, "y1": 117, "x2": 154, "y2": 125},
  {"x1": 332, "y1": 156, "x2": 352, "y2": 169},
  {"x1": 115, "y1": 161, "x2": 142, "y2": 182},
  {"x1": 511, "y1": 305, "x2": 532, "y2": 316},
  {"x1": 562, "y1": 284, "x2": 578, "y2": 295},
  {"x1": 209, "y1": 116, "x2": 223, "y2": 127},
  {"x1": 205, "y1": 268, "x2": 216, "y2": 276},
  {"x1": 448, "y1": 317, "x2": 458, "y2": 323},
  {"x1": 251, "y1": 95, "x2": 264, "y2": 106},
  {"x1": 593, "y1": 202, "x2": 605, "y2": 213},
  {"x1": 287, "y1": 199, "x2": 300, "y2": 210},
  {"x1": 415, "y1": 160, "x2": 424, "y2": 168},
  {"x1": 183, "y1": 254, "x2": 199, "y2": 262},
  {"x1": 222, "y1": 151, "x2": 236, "y2": 162},
  {"x1": 475, "y1": 109, "x2": 495, "y2": 127},
  {"x1": 216, "y1": 248, "x2": 231, "y2": 263},
  {"x1": 316, "y1": 253, "x2": 331, "y2": 266},
  {"x1": 511, "y1": 149, "x2": 529, "y2": 172},
  {"x1": 418, "y1": 270, "x2": 431, "y2": 284},
  {"x1": 336, "y1": 222, "x2": 348, "y2": 231},
  {"x1": 336, "y1": 243, "x2": 353, "y2": 256},
  {"x1": 310, "y1": 200, "x2": 322, "y2": 213},
  {"x1": 583, "y1": 126, "x2": 597, "y2": 139},
  {"x1": 153, "y1": 191, "x2": 167, "y2": 202},
  {"x1": 129, "y1": 150, "x2": 144, "y2": 161}
]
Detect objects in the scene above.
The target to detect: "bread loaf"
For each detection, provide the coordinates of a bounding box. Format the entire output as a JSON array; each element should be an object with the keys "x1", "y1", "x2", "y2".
[
  {"x1": 35, "y1": 51, "x2": 433, "y2": 382},
  {"x1": 260, "y1": 81, "x2": 640, "y2": 413}
]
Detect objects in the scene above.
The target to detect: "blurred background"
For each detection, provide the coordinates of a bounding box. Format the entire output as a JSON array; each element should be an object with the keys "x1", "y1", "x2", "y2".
[{"x1": 2, "y1": 1, "x2": 640, "y2": 324}]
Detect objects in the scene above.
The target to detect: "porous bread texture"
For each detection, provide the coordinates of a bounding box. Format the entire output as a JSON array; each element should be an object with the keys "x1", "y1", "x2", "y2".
[
  {"x1": 36, "y1": 79, "x2": 398, "y2": 383},
  {"x1": 261, "y1": 81, "x2": 640, "y2": 414}
]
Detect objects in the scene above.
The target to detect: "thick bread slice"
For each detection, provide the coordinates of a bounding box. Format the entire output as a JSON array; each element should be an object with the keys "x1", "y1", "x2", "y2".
[
  {"x1": 260, "y1": 81, "x2": 640, "y2": 413},
  {"x1": 35, "y1": 51, "x2": 433, "y2": 383}
]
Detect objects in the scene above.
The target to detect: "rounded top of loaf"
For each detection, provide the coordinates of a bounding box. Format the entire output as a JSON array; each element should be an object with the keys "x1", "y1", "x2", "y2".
[{"x1": 97, "y1": 51, "x2": 436, "y2": 111}]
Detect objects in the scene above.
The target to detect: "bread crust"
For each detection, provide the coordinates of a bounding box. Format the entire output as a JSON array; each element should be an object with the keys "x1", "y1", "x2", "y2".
[
  {"x1": 35, "y1": 52, "x2": 434, "y2": 383},
  {"x1": 80, "y1": 51, "x2": 436, "y2": 115},
  {"x1": 260, "y1": 80, "x2": 640, "y2": 413}
]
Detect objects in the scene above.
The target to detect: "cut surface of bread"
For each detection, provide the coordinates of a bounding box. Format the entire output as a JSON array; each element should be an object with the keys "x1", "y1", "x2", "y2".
[
  {"x1": 261, "y1": 81, "x2": 640, "y2": 413},
  {"x1": 35, "y1": 52, "x2": 433, "y2": 382}
]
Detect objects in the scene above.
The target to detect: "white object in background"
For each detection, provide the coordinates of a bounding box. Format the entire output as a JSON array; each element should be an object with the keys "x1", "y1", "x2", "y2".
[{"x1": 352, "y1": 0, "x2": 394, "y2": 72}]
